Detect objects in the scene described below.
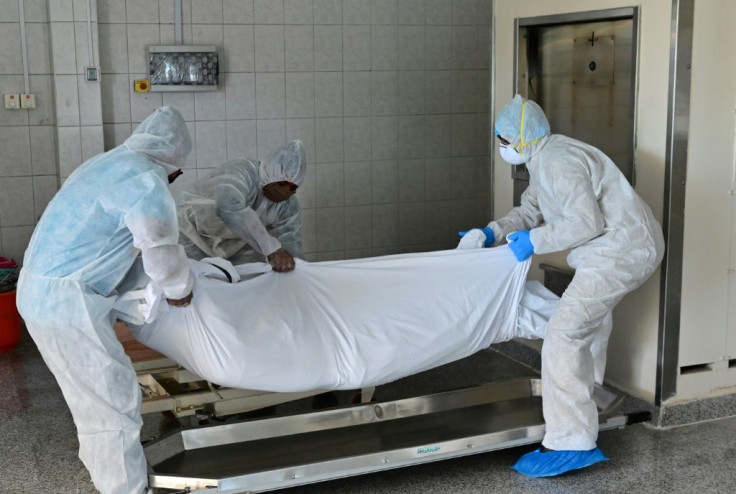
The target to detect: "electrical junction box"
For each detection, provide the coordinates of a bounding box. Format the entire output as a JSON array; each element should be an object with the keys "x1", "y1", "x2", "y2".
[
  {"x1": 20, "y1": 93, "x2": 36, "y2": 109},
  {"x1": 4, "y1": 93, "x2": 20, "y2": 109}
]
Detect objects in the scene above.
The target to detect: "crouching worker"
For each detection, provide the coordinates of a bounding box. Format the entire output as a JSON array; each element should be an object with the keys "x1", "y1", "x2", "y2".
[
  {"x1": 177, "y1": 140, "x2": 306, "y2": 272},
  {"x1": 16, "y1": 106, "x2": 194, "y2": 494}
]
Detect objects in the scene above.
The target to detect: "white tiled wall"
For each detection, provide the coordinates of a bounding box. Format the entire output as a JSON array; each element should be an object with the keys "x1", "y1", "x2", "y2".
[
  {"x1": 2, "y1": 0, "x2": 493, "y2": 264},
  {"x1": 0, "y1": 1, "x2": 57, "y2": 264}
]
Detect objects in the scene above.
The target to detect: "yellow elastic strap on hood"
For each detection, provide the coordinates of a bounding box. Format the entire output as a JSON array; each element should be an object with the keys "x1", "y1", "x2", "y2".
[{"x1": 511, "y1": 100, "x2": 545, "y2": 153}]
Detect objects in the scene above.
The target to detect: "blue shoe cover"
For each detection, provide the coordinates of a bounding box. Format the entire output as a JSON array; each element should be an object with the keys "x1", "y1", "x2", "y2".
[{"x1": 511, "y1": 447, "x2": 609, "y2": 477}]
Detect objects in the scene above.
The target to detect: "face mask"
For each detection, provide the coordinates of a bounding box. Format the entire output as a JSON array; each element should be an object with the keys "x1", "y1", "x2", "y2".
[{"x1": 499, "y1": 145, "x2": 526, "y2": 165}]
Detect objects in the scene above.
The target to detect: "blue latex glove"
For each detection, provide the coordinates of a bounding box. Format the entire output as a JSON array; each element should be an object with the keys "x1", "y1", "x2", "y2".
[
  {"x1": 458, "y1": 226, "x2": 495, "y2": 247},
  {"x1": 511, "y1": 447, "x2": 609, "y2": 477},
  {"x1": 507, "y1": 230, "x2": 534, "y2": 261}
]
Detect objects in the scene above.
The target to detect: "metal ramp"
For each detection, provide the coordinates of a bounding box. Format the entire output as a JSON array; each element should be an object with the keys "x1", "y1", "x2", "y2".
[{"x1": 145, "y1": 378, "x2": 640, "y2": 493}]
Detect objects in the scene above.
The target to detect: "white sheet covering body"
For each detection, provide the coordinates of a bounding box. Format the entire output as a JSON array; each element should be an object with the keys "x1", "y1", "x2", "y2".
[{"x1": 123, "y1": 249, "x2": 540, "y2": 392}]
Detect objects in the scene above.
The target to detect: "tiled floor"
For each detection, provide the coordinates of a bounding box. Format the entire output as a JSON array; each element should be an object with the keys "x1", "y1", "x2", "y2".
[{"x1": 2, "y1": 331, "x2": 736, "y2": 494}]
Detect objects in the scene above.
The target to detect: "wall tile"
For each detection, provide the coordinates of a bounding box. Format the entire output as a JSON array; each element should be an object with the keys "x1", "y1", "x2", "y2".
[
  {"x1": 371, "y1": 0, "x2": 397, "y2": 25},
  {"x1": 26, "y1": 23, "x2": 51, "y2": 74},
  {"x1": 77, "y1": 76, "x2": 103, "y2": 126},
  {"x1": 315, "y1": 117, "x2": 343, "y2": 163},
  {"x1": 99, "y1": 24, "x2": 129, "y2": 74},
  {"x1": 452, "y1": 0, "x2": 477, "y2": 25},
  {"x1": 101, "y1": 74, "x2": 130, "y2": 123},
  {"x1": 316, "y1": 207, "x2": 344, "y2": 251},
  {"x1": 399, "y1": 202, "x2": 425, "y2": 245},
  {"x1": 80, "y1": 125, "x2": 104, "y2": 161},
  {"x1": 254, "y1": 0, "x2": 284, "y2": 24},
  {"x1": 371, "y1": 71, "x2": 397, "y2": 116},
  {"x1": 371, "y1": 160, "x2": 397, "y2": 203},
  {"x1": 343, "y1": 0, "x2": 370, "y2": 24},
  {"x1": 398, "y1": 115, "x2": 424, "y2": 159},
  {"x1": 425, "y1": 158, "x2": 451, "y2": 200},
  {"x1": 49, "y1": 0, "x2": 73, "y2": 21},
  {"x1": 194, "y1": 89, "x2": 228, "y2": 121},
  {"x1": 28, "y1": 75, "x2": 54, "y2": 125},
  {"x1": 425, "y1": 70, "x2": 451, "y2": 114},
  {"x1": 314, "y1": 0, "x2": 342, "y2": 24},
  {"x1": 129, "y1": 75, "x2": 163, "y2": 122},
  {"x1": 256, "y1": 119, "x2": 286, "y2": 160},
  {"x1": 0, "y1": 127, "x2": 30, "y2": 178},
  {"x1": 450, "y1": 156, "x2": 477, "y2": 199},
  {"x1": 344, "y1": 205, "x2": 372, "y2": 248},
  {"x1": 30, "y1": 126, "x2": 57, "y2": 175},
  {"x1": 398, "y1": 70, "x2": 425, "y2": 115},
  {"x1": 397, "y1": 0, "x2": 425, "y2": 25},
  {"x1": 0, "y1": 75, "x2": 28, "y2": 127},
  {"x1": 343, "y1": 25, "x2": 370, "y2": 71},
  {"x1": 223, "y1": 25, "x2": 255, "y2": 72},
  {"x1": 192, "y1": 23, "x2": 224, "y2": 45},
  {"x1": 256, "y1": 72, "x2": 286, "y2": 118},
  {"x1": 343, "y1": 71, "x2": 371, "y2": 116},
  {"x1": 286, "y1": 118, "x2": 316, "y2": 164},
  {"x1": 344, "y1": 161, "x2": 372, "y2": 205},
  {"x1": 316, "y1": 162, "x2": 344, "y2": 207},
  {"x1": 285, "y1": 25, "x2": 314, "y2": 71},
  {"x1": 226, "y1": 120, "x2": 258, "y2": 160},
  {"x1": 32, "y1": 175, "x2": 59, "y2": 221},
  {"x1": 54, "y1": 75, "x2": 80, "y2": 126},
  {"x1": 57, "y1": 126, "x2": 82, "y2": 177},
  {"x1": 49, "y1": 22, "x2": 75, "y2": 74},
  {"x1": 296, "y1": 158, "x2": 316, "y2": 208},
  {"x1": 371, "y1": 25, "x2": 397, "y2": 70},
  {"x1": 452, "y1": 70, "x2": 478, "y2": 113},
  {"x1": 314, "y1": 72, "x2": 343, "y2": 117},
  {"x1": 397, "y1": 158, "x2": 425, "y2": 202},
  {"x1": 424, "y1": 114, "x2": 451, "y2": 157},
  {"x1": 164, "y1": 92, "x2": 196, "y2": 121},
  {"x1": 452, "y1": 113, "x2": 477, "y2": 156},
  {"x1": 284, "y1": 0, "x2": 313, "y2": 24},
  {"x1": 126, "y1": 0, "x2": 159, "y2": 23},
  {"x1": 103, "y1": 123, "x2": 132, "y2": 150},
  {"x1": 398, "y1": 26, "x2": 424, "y2": 70},
  {"x1": 371, "y1": 203, "x2": 398, "y2": 247},
  {"x1": 74, "y1": 20, "x2": 100, "y2": 74},
  {"x1": 452, "y1": 26, "x2": 478, "y2": 70},
  {"x1": 314, "y1": 25, "x2": 342, "y2": 71},
  {"x1": 425, "y1": 0, "x2": 451, "y2": 25},
  {"x1": 371, "y1": 116, "x2": 397, "y2": 160},
  {"x1": 255, "y1": 25, "x2": 285, "y2": 71},
  {"x1": 195, "y1": 120, "x2": 228, "y2": 169},
  {"x1": 223, "y1": 0, "x2": 255, "y2": 24},
  {"x1": 300, "y1": 207, "x2": 316, "y2": 252},
  {"x1": 191, "y1": 0, "x2": 224, "y2": 24},
  {"x1": 126, "y1": 24, "x2": 160, "y2": 74},
  {"x1": 344, "y1": 117, "x2": 371, "y2": 162},
  {"x1": 425, "y1": 26, "x2": 451, "y2": 70},
  {"x1": 285, "y1": 72, "x2": 315, "y2": 118}
]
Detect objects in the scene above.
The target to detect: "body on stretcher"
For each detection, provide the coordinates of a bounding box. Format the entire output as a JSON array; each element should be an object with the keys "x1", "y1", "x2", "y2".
[{"x1": 114, "y1": 322, "x2": 375, "y2": 420}]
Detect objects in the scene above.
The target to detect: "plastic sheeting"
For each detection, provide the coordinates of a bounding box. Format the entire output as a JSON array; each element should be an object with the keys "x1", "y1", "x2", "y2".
[{"x1": 121, "y1": 249, "x2": 558, "y2": 393}]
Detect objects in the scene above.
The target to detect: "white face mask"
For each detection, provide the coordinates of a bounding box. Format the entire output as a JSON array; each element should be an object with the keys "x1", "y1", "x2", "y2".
[{"x1": 499, "y1": 145, "x2": 526, "y2": 165}]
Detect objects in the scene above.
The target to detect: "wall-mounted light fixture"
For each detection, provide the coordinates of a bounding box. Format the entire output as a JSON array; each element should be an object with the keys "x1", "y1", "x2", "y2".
[{"x1": 148, "y1": 45, "x2": 219, "y2": 92}]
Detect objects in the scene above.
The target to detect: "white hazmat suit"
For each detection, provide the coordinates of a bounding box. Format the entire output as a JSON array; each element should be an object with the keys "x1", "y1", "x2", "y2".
[
  {"x1": 178, "y1": 140, "x2": 306, "y2": 266},
  {"x1": 16, "y1": 107, "x2": 194, "y2": 494},
  {"x1": 485, "y1": 95, "x2": 664, "y2": 453}
]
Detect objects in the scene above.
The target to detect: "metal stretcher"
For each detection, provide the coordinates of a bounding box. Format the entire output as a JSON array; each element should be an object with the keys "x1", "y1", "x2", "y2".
[
  {"x1": 143, "y1": 378, "x2": 642, "y2": 493},
  {"x1": 115, "y1": 322, "x2": 374, "y2": 420}
]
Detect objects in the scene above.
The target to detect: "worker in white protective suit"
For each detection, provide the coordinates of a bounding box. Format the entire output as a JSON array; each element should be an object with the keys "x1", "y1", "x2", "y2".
[
  {"x1": 458, "y1": 94, "x2": 664, "y2": 477},
  {"x1": 16, "y1": 107, "x2": 194, "y2": 494},
  {"x1": 177, "y1": 140, "x2": 306, "y2": 272}
]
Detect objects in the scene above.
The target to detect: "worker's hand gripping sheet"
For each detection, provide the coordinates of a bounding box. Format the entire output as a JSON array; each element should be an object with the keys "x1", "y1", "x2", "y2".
[{"x1": 120, "y1": 248, "x2": 550, "y2": 392}]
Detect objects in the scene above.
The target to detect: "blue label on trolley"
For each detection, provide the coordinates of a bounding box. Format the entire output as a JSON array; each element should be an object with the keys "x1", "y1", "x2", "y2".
[{"x1": 416, "y1": 445, "x2": 441, "y2": 456}]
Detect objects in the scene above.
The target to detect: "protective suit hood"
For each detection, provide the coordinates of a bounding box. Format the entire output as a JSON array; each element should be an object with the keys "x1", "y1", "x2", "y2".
[
  {"x1": 258, "y1": 140, "x2": 307, "y2": 188},
  {"x1": 494, "y1": 94, "x2": 551, "y2": 163},
  {"x1": 124, "y1": 106, "x2": 192, "y2": 175}
]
